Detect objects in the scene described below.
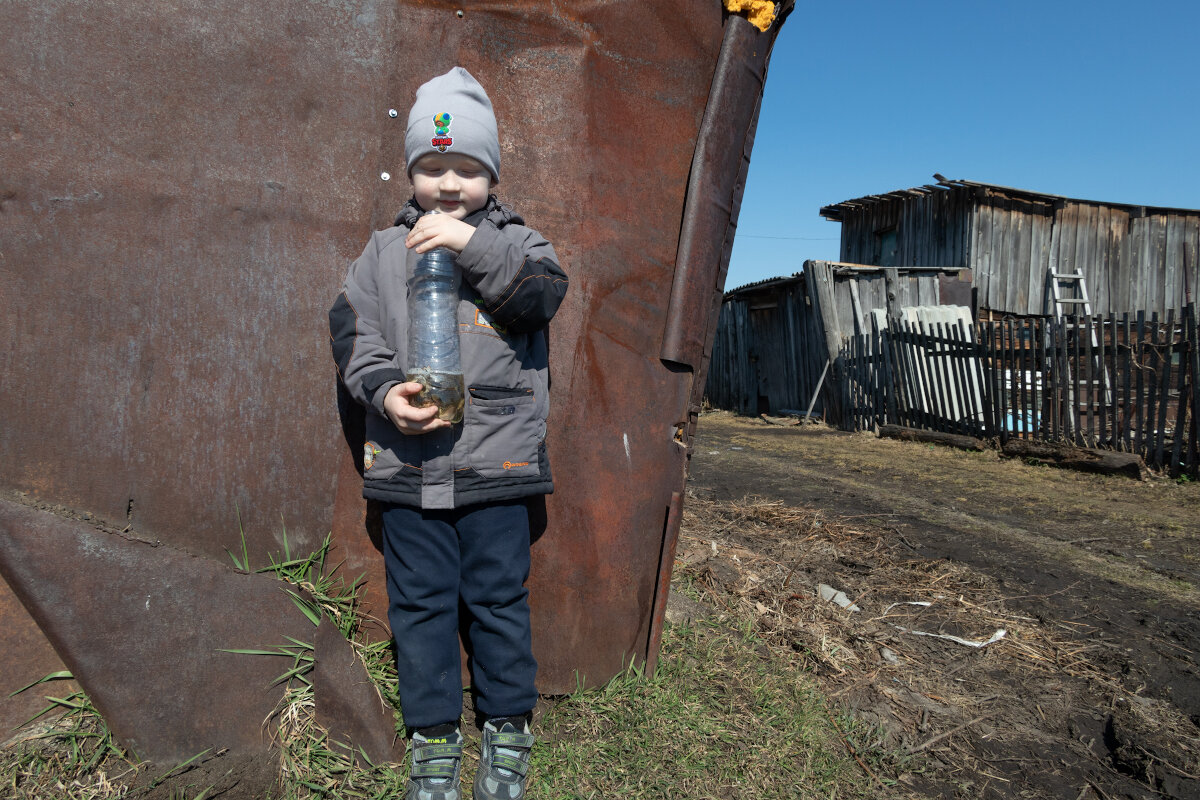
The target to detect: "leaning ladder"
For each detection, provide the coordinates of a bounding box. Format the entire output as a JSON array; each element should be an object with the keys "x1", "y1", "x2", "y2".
[{"x1": 1045, "y1": 268, "x2": 1111, "y2": 441}]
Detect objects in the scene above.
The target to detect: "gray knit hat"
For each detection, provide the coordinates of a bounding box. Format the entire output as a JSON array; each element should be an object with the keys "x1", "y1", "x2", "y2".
[{"x1": 405, "y1": 67, "x2": 500, "y2": 184}]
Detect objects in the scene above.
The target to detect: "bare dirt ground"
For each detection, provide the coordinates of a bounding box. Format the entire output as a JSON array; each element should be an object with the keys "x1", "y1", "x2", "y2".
[{"x1": 680, "y1": 411, "x2": 1200, "y2": 800}]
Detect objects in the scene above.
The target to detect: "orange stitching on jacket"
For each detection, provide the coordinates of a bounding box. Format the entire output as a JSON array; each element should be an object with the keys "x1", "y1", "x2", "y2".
[{"x1": 490, "y1": 270, "x2": 568, "y2": 316}]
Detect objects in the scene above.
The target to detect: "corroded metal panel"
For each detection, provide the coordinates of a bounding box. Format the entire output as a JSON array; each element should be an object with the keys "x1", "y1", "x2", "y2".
[
  {"x1": 0, "y1": 0, "x2": 385, "y2": 560},
  {"x1": 312, "y1": 619, "x2": 404, "y2": 765},
  {"x1": 0, "y1": 499, "x2": 402, "y2": 764},
  {"x1": 0, "y1": 0, "x2": 793, "y2": 737}
]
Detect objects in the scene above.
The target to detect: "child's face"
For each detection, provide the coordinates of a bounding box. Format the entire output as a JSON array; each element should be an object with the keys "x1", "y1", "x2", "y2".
[{"x1": 410, "y1": 153, "x2": 492, "y2": 219}]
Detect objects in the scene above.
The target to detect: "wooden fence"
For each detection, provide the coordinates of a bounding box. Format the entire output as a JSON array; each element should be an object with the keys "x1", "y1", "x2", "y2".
[{"x1": 836, "y1": 305, "x2": 1199, "y2": 476}]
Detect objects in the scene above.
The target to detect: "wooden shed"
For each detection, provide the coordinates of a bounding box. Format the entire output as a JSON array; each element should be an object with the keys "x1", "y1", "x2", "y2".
[
  {"x1": 705, "y1": 261, "x2": 966, "y2": 416},
  {"x1": 706, "y1": 273, "x2": 818, "y2": 415},
  {"x1": 820, "y1": 178, "x2": 1200, "y2": 317}
]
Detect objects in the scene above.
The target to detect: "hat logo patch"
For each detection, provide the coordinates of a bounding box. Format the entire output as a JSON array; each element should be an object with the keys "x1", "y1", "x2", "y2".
[{"x1": 431, "y1": 112, "x2": 453, "y2": 152}]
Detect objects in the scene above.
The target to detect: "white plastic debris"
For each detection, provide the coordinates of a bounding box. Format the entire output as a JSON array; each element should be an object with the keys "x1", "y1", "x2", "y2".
[
  {"x1": 380, "y1": 172, "x2": 391, "y2": 181},
  {"x1": 817, "y1": 583, "x2": 861, "y2": 612},
  {"x1": 885, "y1": 601, "x2": 932, "y2": 612},
  {"x1": 893, "y1": 626, "x2": 1007, "y2": 648},
  {"x1": 883, "y1": 601, "x2": 1007, "y2": 648}
]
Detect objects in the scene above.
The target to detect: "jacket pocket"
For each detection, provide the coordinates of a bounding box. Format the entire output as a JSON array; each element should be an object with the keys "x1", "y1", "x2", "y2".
[
  {"x1": 465, "y1": 385, "x2": 541, "y2": 478},
  {"x1": 362, "y1": 412, "x2": 421, "y2": 481}
]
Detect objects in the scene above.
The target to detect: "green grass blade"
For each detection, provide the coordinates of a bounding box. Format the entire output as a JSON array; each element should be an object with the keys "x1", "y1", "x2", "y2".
[
  {"x1": 287, "y1": 589, "x2": 323, "y2": 626},
  {"x1": 226, "y1": 502, "x2": 250, "y2": 571},
  {"x1": 281, "y1": 635, "x2": 315, "y2": 649},
  {"x1": 8, "y1": 670, "x2": 74, "y2": 698},
  {"x1": 148, "y1": 747, "x2": 212, "y2": 788},
  {"x1": 280, "y1": 516, "x2": 291, "y2": 562}
]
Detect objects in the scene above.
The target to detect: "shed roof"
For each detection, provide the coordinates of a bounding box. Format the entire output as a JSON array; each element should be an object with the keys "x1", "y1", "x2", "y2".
[
  {"x1": 724, "y1": 271, "x2": 804, "y2": 298},
  {"x1": 723, "y1": 262, "x2": 963, "y2": 299},
  {"x1": 819, "y1": 178, "x2": 1200, "y2": 222}
]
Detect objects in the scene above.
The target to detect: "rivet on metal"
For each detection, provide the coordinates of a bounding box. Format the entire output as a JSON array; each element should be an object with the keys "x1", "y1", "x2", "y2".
[
  {"x1": 456, "y1": 9, "x2": 464, "y2": 17},
  {"x1": 388, "y1": 109, "x2": 398, "y2": 118},
  {"x1": 380, "y1": 172, "x2": 391, "y2": 181}
]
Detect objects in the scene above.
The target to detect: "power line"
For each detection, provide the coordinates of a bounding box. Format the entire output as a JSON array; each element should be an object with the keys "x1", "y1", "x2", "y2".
[{"x1": 736, "y1": 234, "x2": 839, "y2": 241}]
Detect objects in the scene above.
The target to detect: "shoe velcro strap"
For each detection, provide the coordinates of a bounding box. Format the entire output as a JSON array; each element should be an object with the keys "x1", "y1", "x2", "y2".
[
  {"x1": 415, "y1": 742, "x2": 462, "y2": 761},
  {"x1": 490, "y1": 732, "x2": 535, "y2": 749},
  {"x1": 412, "y1": 761, "x2": 458, "y2": 779},
  {"x1": 491, "y1": 753, "x2": 530, "y2": 776}
]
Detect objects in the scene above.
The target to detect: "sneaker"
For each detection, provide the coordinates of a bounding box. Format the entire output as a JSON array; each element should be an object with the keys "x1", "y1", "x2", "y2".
[
  {"x1": 473, "y1": 717, "x2": 535, "y2": 800},
  {"x1": 406, "y1": 725, "x2": 463, "y2": 800}
]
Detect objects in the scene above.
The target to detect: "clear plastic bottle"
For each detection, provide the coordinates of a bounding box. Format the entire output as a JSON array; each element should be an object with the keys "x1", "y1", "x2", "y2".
[{"x1": 406, "y1": 245, "x2": 465, "y2": 423}]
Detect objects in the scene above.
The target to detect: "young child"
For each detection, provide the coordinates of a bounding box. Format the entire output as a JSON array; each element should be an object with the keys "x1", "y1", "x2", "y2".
[{"x1": 329, "y1": 66, "x2": 567, "y2": 800}]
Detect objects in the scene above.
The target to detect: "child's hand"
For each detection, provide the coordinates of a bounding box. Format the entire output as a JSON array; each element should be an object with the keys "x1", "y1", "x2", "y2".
[
  {"x1": 383, "y1": 382, "x2": 451, "y2": 434},
  {"x1": 406, "y1": 214, "x2": 476, "y2": 254}
]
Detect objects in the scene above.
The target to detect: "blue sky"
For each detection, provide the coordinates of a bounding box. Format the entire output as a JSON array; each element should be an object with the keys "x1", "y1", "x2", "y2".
[{"x1": 726, "y1": 0, "x2": 1200, "y2": 290}]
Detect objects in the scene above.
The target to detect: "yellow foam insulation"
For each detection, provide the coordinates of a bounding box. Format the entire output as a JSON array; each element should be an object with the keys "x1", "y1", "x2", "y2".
[{"x1": 724, "y1": 0, "x2": 776, "y2": 32}]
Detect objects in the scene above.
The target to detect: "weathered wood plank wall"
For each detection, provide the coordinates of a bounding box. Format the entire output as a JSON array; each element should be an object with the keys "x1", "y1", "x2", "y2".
[
  {"x1": 707, "y1": 301, "x2": 754, "y2": 413},
  {"x1": 824, "y1": 181, "x2": 1200, "y2": 318},
  {"x1": 994, "y1": 197, "x2": 1200, "y2": 316},
  {"x1": 706, "y1": 262, "x2": 952, "y2": 417},
  {"x1": 972, "y1": 192, "x2": 1055, "y2": 314},
  {"x1": 836, "y1": 186, "x2": 971, "y2": 268},
  {"x1": 706, "y1": 276, "x2": 827, "y2": 415}
]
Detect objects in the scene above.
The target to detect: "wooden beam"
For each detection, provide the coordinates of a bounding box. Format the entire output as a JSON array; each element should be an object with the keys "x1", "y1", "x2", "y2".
[
  {"x1": 808, "y1": 260, "x2": 844, "y2": 362},
  {"x1": 877, "y1": 424, "x2": 988, "y2": 452},
  {"x1": 1001, "y1": 439, "x2": 1148, "y2": 480}
]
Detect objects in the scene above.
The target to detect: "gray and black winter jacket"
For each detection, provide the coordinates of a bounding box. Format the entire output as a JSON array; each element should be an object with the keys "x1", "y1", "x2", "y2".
[{"x1": 329, "y1": 197, "x2": 568, "y2": 509}]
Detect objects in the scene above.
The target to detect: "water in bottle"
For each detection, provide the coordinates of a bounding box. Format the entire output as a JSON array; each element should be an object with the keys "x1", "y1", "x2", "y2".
[{"x1": 407, "y1": 244, "x2": 465, "y2": 423}]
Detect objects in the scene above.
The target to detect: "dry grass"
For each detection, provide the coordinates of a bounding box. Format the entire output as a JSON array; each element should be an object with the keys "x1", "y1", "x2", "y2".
[
  {"x1": 1, "y1": 519, "x2": 884, "y2": 800},
  {"x1": 676, "y1": 493, "x2": 1104, "y2": 680},
  {"x1": 0, "y1": 691, "x2": 140, "y2": 800},
  {"x1": 673, "y1": 489, "x2": 1200, "y2": 794}
]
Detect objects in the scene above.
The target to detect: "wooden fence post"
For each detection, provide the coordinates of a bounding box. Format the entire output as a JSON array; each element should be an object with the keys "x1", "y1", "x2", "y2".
[{"x1": 1189, "y1": 304, "x2": 1199, "y2": 477}]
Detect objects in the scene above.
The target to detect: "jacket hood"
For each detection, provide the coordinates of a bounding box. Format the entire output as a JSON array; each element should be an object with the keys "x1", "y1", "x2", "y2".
[{"x1": 393, "y1": 195, "x2": 524, "y2": 230}]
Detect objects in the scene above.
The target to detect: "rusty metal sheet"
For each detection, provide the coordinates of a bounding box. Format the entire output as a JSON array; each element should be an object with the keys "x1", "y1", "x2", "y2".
[
  {"x1": 0, "y1": 0, "x2": 385, "y2": 563},
  {"x1": 0, "y1": 499, "x2": 399, "y2": 763},
  {"x1": 664, "y1": 8, "x2": 791, "y2": 372},
  {"x1": 312, "y1": 618, "x2": 403, "y2": 765},
  {"x1": 0, "y1": 576, "x2": 80, "y2": 742},
  {"x1": 0, "y1": 0, "x2": 794, "y2": 723}
]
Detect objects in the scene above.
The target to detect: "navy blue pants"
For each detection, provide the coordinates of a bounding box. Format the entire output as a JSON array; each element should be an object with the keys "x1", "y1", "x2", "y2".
[{"x1": 380, "y1": 499, "x2": 538, "y2": 730}]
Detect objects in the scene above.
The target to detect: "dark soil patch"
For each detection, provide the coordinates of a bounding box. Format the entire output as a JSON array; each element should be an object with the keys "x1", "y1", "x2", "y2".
[
  {"x1": 124, "y1": 751, "x2": 281, "y2": 800},
  {"x1": 682, "y1": 411, "x2": 1200, "y2": 800}
]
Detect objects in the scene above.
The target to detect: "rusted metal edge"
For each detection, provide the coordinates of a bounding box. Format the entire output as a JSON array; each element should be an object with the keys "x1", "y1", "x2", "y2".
[
  {"x1": 645, "y1": 4, "x2": 793, "y2": 667},
  {"x1": 644, "y1": 491, "x2": 685, "y2": 675},
  {"x1": 312, "y1": 618, "x2": 404, "y2": 765},
  {"x1": 660, "y1": 2, "x2": 794, "y2": 373}
]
